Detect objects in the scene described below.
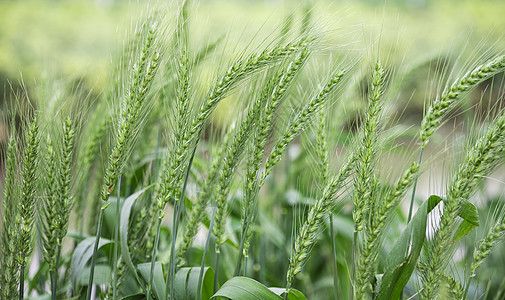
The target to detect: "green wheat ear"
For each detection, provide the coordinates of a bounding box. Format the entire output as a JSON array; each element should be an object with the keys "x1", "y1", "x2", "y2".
[
  {"x1": 18, "y1": 117, "x2": 40, "y2": 258},
  {"x1": 362, "y1": 161, "x2": 419, "y2": 276},
  {"x1": 176, "y1": 134, "x2": 229, "y2": 267},
  {"x1": 37, "y1": 116, "x2": 75, "y2": 299},
  {"x1": 286, "y1": 155, "x2": 354, "y2": 292},
  {"x1": 40, "y1": 136, "x2": 59, "y2": 269},
  {"x1": 349, "y1": 61, "x2": 387, "y2": 300},
  {"x1": 1, "y1": 133, "x2": 21, "y2": 299},
  {"x1": 420, "y1": 55, "x2": 505, "y2": 147},
  {"x1": 471, "y1": 221, "x2": 505, "y2": 277},
  {"x1": 17, "y1": 116, "x2": 40, "y2": 299},
  {"x1": 352, "y1": 61, "x2": 385, "y2": 234},
  {"x1": 262, "y1": 69, "x2": 345, "y2": 182}
]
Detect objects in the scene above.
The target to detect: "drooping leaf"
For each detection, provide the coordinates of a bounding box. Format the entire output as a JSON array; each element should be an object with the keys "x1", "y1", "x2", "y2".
[
  {"x1": 458, "y1": 199, "x2": 480, "y2": 226},
  {"x1": 377, "y1": 195, "x2": 443, "y2": 300},
  {"x1": 79, "y1": 265, "x2": 112, "y2": 285},
  {"x1": 174, "y1": 267, "x2": 215, "y2": 300},
  {"x1": 453, "y1": 199, "x2": 480, "y2": 242},
  {"x1": 120, "y1": 186, "x2": 153, "y2": 293},
  {"x1": 71, "y1": 236, "x2": 113, "y2": 289},
  {"x1": 138, "y1": 262, "x2": 166, "y2": 300},
  {"x1": 212, "y1": 277, "x2": 282, "y2": 299}
]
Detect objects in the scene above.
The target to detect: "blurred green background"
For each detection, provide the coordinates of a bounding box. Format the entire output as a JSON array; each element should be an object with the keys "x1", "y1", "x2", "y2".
[{"x1": 1, "y1": 0, "x2": 504, "y2": 94}]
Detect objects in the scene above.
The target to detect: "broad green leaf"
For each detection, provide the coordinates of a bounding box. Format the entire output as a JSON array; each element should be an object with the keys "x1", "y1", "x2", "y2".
[
  {"x1": 453, "y1": 199, "x2": 480, "y2": 242},
  {"x1": 104, "y1": 197, "x2": 119, "y2": 237},
  {"x1": 212, "y1": 277, "x2": 282, "y2": 300},
  {"x1": 458, "y1": 199, "x2": 479, "y2": 226},
  {"x1": 377, "y1": 195, "x2": 443, "y2": 300},
  {"x1": 120, "y1": 186, "x2": 153, "y2": 293},
  {"x1": 269, "y1": 287, "x2": 307, "y2": 300},
  {"x1": 79, "y1": 265, "x2": 112, "y2": 285},
  {"x1": 174, "y1": 267, "x2": 215, "y2": 300},
  {"x1": 71, "y1": 236, "x2": 113, "y2": 289},
  {"x1": 138, "y1": 262, "x2": 166, "y2": 300}
]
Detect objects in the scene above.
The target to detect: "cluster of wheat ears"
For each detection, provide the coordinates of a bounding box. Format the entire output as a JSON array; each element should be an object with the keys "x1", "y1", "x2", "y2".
[{"x1": 2, "y1": 1, "x2": 505, "y2": 300}]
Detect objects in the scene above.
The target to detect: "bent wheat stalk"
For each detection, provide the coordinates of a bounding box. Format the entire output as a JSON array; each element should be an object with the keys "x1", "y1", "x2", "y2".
[
  {"x1": 421, "y1": 112, "x2": 505, "y2": 299},
  {"x1": 86, "y1": 20, "x2": 161, "y2": 300}
]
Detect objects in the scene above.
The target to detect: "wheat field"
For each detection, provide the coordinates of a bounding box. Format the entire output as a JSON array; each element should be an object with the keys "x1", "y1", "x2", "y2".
[{"x1": 1, "y1": 1, "x2": 505, "y2": 299}]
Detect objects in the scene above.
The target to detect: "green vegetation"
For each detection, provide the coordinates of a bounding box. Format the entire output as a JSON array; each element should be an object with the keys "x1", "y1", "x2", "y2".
[{"x1": 1, "y1": 1, "x2": 505, "y2": 299}]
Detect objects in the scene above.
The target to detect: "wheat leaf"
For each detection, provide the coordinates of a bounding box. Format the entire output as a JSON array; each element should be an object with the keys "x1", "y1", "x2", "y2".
[
  {"x1": 377, "y1": 195, "x2": 442, "y2": 300},
  {"x1": 212, "y1": 277, "x2": 282, "y2": 299},
  {"x1": 120, "y1": 186, "x2": 153, "y2": 293},
  {"x1": 174, "y1": 267, "x2": 214, "y2": 300}
]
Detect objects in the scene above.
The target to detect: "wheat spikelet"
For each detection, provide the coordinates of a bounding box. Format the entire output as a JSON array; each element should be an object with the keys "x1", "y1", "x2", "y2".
[
  {"x1": 40, "y1": 136, "x2": 59, "y2": 270},
  {"x1": 176, "y1": 134, "x2": 230, "y2": 266},
  {"x1": 357, "y1": 162, "x2": 419, "y2": 298},
  {"x1": 16, "y1": 117, "x2": 40, "y2": 299},
  {"x1": 211, "y1": 93, "x2": 269, "y2": 249}
]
